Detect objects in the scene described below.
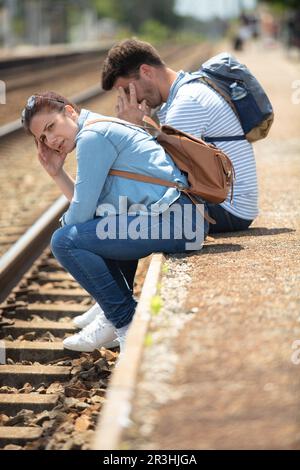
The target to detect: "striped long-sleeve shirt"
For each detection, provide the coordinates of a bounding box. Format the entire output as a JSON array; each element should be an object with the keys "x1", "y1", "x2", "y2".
[{"x1": 157, "y1": 71, "x2": 259, "y2": 221}]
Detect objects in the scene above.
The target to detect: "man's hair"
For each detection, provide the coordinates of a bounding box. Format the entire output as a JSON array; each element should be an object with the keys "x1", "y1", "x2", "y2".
[{"x1": 102, "y1": 38, "x2": 165, "y2": 90}]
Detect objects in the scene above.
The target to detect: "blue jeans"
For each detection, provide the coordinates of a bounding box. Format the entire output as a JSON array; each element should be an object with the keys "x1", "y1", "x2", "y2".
[
  {"x1": 115, "y1": 259, "x2": 137, "y2": 292},
  {"x1": 51, "y1": 194, "x2": 207, "y2": 329},
  {"x1": 206, "y1": 203, "x2": 253, "y2": 233}
]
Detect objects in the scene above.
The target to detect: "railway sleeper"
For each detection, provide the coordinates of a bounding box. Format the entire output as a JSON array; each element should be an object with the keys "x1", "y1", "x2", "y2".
[
  {"x1": 0, "y1": 364, "x2": 72, "y2": 387},
  {"x1": 3, "y1": 340, "x2": 80, "y2": 362},
  {"x1": 1, "y1": 303, "x2": 88, "y2": 321},
  {"x1": 0, "y1": 393, "x2": 60, "y2": 415},
  {"x1": 0, "y1": 427, "x2": 43, "y2": 447},
  {"x1": 0, "y1": 319, "x2": 76, "y2": 338}
]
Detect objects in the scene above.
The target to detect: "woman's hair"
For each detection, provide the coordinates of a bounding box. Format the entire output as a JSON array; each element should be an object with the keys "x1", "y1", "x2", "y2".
[{"x1": 21, "y1": 91, "x2": 80, "y2": 134}]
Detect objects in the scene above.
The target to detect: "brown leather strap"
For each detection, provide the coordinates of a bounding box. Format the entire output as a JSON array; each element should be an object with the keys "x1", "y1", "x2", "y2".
[
  {"x1": 85, "y1": 118, "x2": 181, "y2": 190},
  {"x1": 142, "y1": 115, "x2": 161, "y2": 131},
  {"x1": 85, "y1": 116, "x2": 161, "y2": 137},
  {"x1": 181, "y1": 190, "x2": 216, "y2": 225},
  {"x1": 86, "y1": 117, "x2": 136, "y2": 127},
  {"x1": 85, "y1": 118, "x2": 216, "y2": 225},
  {"x1": 109, "y1": 169, "x2": 179, "y2": 189},
  {"x1": 85, "y1": 116, "x2": 147, "y2": 131},
  {"x1": 198, "y1": 76, "x2": 239, "y2": 119},
  {"x1": 110, "y1": 170, "x2": 216, "y2": 224}
]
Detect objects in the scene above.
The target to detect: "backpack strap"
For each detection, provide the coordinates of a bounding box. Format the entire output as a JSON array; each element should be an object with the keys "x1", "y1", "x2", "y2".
[
  {"x1": 196, "y1": 76, "x2": 246, "y2": 143},
  {"x1": 162, "y1": 74, "x2": 246, "y2": 143},
  {"x1": 85, "y1": 116, "x2": 145, "y2": 130},
  {"x1": 109, "y1": 170, "x2": 216, "y2": 225},
  {"x1": 204, "y1": 135, "x2": 246, "y2": 142},
  {"x1": 85, "y1": 115, "x2": 161, "y2": 136},
  {"x1": 109, "y1": 169, "x2": 181, "y2": 190},
  {"x1": 84, "y1": 117, "x2": 216, "y2": 225}
]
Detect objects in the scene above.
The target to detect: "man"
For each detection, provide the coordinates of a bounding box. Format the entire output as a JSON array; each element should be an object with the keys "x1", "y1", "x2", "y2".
[
  {"x1": 67, "y1": 38, "x2": 259, "y2": 349},
  {"x1": 102, "y1": 38, "x2": 258, "y2": 232}
]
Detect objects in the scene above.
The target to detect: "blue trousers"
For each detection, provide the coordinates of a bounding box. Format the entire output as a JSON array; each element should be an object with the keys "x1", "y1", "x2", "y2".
[
  {"x1": 206, "y1": 203, "x2": 253, "y2": 234},
  {"x1": 51, "y1": 194, "x2": 208, "y2": 328}
]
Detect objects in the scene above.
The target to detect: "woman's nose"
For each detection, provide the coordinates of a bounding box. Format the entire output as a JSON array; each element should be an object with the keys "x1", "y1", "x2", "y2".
[{"x1": 47, "y1": 134, "x2": 58, "y2": 148}]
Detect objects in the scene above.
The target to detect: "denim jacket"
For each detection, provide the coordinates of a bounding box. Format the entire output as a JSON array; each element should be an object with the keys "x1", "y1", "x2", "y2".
[{"x1": 61, "y1": 109, "x2": 188, "y2": 226}]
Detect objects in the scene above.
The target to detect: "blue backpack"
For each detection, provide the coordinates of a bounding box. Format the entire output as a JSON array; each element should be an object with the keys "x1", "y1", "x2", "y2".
[{"x1": 194, "y1": 52, "x2": 274, "y2": 143}]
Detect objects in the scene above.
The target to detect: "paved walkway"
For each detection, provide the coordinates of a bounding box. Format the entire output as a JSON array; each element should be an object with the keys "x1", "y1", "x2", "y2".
[{"x1": 123, "y1": 41, "x2": 300, "y2": 450}]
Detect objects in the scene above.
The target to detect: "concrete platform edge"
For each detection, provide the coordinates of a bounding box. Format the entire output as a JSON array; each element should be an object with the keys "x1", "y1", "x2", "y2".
[{"x1": 92, "y1": 253, "x2": 165, "y2": 450}]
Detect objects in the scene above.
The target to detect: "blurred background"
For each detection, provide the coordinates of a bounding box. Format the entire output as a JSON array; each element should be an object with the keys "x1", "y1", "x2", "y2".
[{"x1": 0, "y1": 0, "x2": 299, "y2": 53}]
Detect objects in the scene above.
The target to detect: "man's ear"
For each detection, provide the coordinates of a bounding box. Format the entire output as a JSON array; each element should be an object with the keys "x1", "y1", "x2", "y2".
[
  {"x1": 64, "y1": 104, "x2": 78, "y2": 120},
  {"x1": 139, "y1": 64, "x2": 154, "y2": 79}
]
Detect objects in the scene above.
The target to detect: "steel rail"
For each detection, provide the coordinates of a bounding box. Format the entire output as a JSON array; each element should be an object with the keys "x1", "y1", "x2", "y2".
[
  {"x1": 0, "y1": 195, "x2": 67, "y2": 302},
  {"x1": 0, "y1": 44, "x2": 192, "y2": 139},
  {"x1": 0, "y1": 83, "x2": 104, "y2": 138},
  {"x1": 0, "y1": 43, "x2": 112, "y2": 70}
]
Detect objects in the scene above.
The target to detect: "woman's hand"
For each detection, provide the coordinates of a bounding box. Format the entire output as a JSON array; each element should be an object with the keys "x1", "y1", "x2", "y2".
[
  {"x1": 116, "y1": 83, "x2": 151, "y2": 125},
  {"x1": 37, "y1": 140, "x2": 67, "y2": 178}
]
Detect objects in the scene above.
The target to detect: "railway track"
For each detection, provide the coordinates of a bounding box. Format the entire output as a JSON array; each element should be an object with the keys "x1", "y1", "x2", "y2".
[
  {"x1": 0, "y1": 42, "x2": 212, "y2": 450},
  {"x1": 0, "y1": 227, "x2": 150, "y2": 450},
  {"x1": 0, "y1": 43, "x2": 187, "y2": 126}
]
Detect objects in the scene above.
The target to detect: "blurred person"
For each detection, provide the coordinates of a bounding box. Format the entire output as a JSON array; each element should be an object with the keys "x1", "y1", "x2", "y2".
[
  {"x1": 260, "y1": 11, "x2": 280, "y2": 48},
  {"x1": 249, "y1": 14, "x2": 260, "y2": 39},
  {"x1": 233, "y1": 12, "x2": 252, "y2": 51},
  {"x1": 21, "y1": 92, "x2": 207, "y2": 354},
  {"x1": 286, "y1": 9, "x2": 300, "y2": 52}
]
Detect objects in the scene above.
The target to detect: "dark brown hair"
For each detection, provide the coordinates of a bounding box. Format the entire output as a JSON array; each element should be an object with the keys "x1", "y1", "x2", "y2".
[
  {"x1": 21, "y1": 91, "x2": 80, "y2": 134},
  {"x1": 102, "y1": 38, "x2": 165, "y2": 90}
]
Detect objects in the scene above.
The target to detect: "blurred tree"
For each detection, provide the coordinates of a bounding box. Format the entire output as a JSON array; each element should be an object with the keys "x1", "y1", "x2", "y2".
[
  {"x1": 91, "y1": 0, "x2": 180, "y2": 32},
  {"x1": 139, "y1": 19, "x2": 170, "y2": 43},
  {"x1": 260, "y1": 0, "x2": 300, "y2": 7},
  {"x1": 91, "y1": 0, "x2": 119, "y2": 19}
]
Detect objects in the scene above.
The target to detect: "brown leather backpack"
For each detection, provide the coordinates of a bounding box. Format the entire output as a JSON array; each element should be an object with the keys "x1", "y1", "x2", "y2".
[{"x1": 85, "y1": 116, "x2": 235, "y2": 224}]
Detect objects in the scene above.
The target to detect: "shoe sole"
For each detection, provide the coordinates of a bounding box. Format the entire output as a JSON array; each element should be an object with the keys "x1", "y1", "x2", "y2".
[
  {"x1": 63, "y1": 338, "x2": 118, "y2": 352},
  {"x1": 104, "y1": 339, "x2": 119, "y2": 349}
]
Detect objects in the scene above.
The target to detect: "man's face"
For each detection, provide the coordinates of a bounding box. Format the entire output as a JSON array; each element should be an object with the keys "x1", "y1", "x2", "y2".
[{"x1": 114, "y1": 74, "x2": 163, "y2": 109}]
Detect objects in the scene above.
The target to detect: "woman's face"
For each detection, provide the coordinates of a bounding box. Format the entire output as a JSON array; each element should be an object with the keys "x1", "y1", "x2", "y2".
[{"x1": 29, "y1": 106, "x2": 79, "y2": 154}]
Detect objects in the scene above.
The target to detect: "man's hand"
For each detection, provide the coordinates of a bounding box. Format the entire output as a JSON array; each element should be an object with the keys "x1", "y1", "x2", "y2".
[
  {"x1": 116, "y1": 83, "x2": 150, "y2": 125},
  {"x1": 37, "y1": 140, "x2": 67, "y2": 178}
]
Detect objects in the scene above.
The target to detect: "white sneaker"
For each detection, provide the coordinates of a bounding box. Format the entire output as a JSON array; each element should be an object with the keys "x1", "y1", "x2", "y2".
[
  {"x1": 73, "y1": 303, "x2": 103, "y2": 329},
  {"x1": 63, "y1": 315, "x2": 117, "y2": 352}
]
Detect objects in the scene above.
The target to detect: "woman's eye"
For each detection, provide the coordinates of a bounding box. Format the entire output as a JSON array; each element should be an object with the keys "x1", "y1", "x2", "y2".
[{"x1": 48, "y1": 123, "x2": 54, "y2": 130}]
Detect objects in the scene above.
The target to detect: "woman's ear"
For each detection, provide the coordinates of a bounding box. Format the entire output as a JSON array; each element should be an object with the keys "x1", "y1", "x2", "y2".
[{"x1": 64, "y1": 104, "x2": 78, "y2": 121}]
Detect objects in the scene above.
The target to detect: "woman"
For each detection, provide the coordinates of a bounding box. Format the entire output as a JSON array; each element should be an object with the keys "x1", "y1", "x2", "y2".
[{"x1": 22, "y1": 92, "x2": 207, "y2": 355}]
